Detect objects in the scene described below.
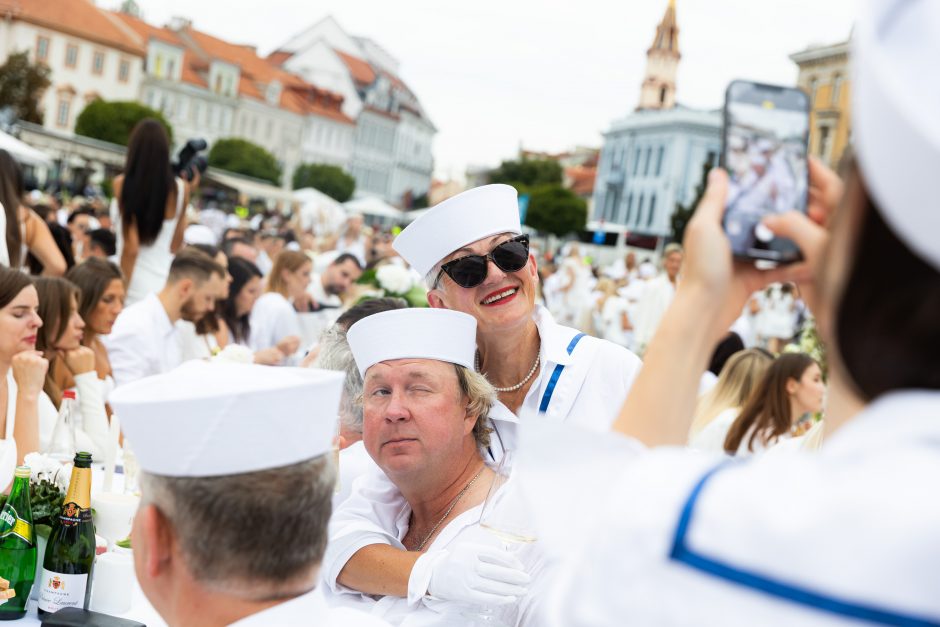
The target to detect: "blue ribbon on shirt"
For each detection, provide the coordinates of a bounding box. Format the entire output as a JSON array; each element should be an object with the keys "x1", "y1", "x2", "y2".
[{"x1": 538, "y1": 333, "x2": 586, "y2": 414}]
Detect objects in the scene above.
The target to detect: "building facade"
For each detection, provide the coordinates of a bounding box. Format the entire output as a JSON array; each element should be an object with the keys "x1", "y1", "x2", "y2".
[
  {"x1": 0, "y1": 0, "x2": 145, "y2": 132},
  {"x1": 591, "y1": 0, "x2": 720, "y2": 241},
  {"x1": 789, "y1": 38, "x2": 851, "y2": 168},
  {"x1": 271, "y1": 16, "x2": 435, "y2": 206}
]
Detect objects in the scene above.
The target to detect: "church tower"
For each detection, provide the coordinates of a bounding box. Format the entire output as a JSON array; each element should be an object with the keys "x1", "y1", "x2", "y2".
[{"x1": 637, "y1": 0, "x2": 680, "y2": 110}]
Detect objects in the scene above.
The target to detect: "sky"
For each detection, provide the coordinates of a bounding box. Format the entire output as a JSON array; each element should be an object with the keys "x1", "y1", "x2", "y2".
[{"x1": 127, "y1": 0, "x2": 857, "y2": 180}]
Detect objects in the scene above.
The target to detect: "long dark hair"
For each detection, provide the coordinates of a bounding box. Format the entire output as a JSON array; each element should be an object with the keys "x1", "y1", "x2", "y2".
[
  {"x1": 120, "y1": 119, "x2": 175, "y2": 246},
  {"x1": 34, "y1": 277, "x2": 81, "y2": 408},
  {"x1": 65, "y1": 257, "x2": 124, "y2": 338},
  {"x1": 723, "y1": 352, "x2": 816, "y2": 454},
  {"x1": 222, "y1": 257, "x2": 262, "y2": 344},
  {"x1": 0, "y1": 150, "x2": 25, "y2": 267},
  {"x1": 834, "y1": 162, "x2": 940, "y2": 399}
]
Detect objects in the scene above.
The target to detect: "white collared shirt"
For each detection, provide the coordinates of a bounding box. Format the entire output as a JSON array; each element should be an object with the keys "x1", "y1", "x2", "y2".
[
  {"x1": 229, "y1": 586, "x2": 389, "y2": 626},
  {"x1": 323, "y1": 306, "x2": 642, "y2": 591},
  {"x1": 103, "y1": 293, "x2": 181, "y2": 388},
  {"x1": 516, "y1": 391, "x2": 940, "y2": 626}
]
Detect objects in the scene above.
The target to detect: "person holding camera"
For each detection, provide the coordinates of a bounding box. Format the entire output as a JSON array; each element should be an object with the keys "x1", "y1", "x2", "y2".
[{"x1": 112, "y1": 119, "x2": 197, "y2": 305}]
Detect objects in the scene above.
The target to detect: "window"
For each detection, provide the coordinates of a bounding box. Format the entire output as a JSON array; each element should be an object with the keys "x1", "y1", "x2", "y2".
[
  {"x1": 633, "y1": 148, "x2": 642, "y2": 175},
  {"x1": 118, "y1": 59, "x2": 130, "y2": 82},
  {"x1": 155, "y1": 54, "x2": 164, "y2": 77},
  {"x1": 648, "y1": 194, "x2": 657, "y2": 228},
  {"x1": 65, "y1": 44, "x2": 78, "y2": 68},
  {"x1": 655, "y1": 146, "x2": 665, "y2": 176},
  {"x1": 809, "y1": 77, "x2": 818, "y2": 105},
  {"x1": 56, "y1": 97, "x2": 71, "y2": 127},
  {"x1": 659, "y1": 86, "x2": 667, "y2": 105},
  {"x1": 36, "y1": 36, "x2": 50, "y2": 62},
  {"x1": 643, "y1": 147, "x2": 652, "y2": 176},
  {"x1": 92, "y1": 51, "x2": 104, "y2": 75},
  {"x1": 167, "y1": 59, "x2": 176, "y2": 79},
  {"x1": 818, "y1": 125, "x2": 832, "y2": 161},
  {"x1": 637, "y1": 193, "x2": 645, "y2": 226},
  {"x1": 625, "y1": 193, "x2": 634, "y2": 224},
  {"x1": 831, "y1": 74, "x2": 843, "y2": 106},
  {"x1": 266, "y1": 120, "x2": 273, "y2": 138}
]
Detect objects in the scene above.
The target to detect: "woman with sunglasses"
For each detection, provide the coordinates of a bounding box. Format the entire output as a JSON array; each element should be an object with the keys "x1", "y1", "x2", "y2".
[{"x1": 322, "y1": 184, "x2": 643, "y2": 606}]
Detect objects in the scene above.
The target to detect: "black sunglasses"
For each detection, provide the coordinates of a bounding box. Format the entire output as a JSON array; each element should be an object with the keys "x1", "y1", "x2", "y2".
[{"x1": 434, "y1": 235, "x2": 530, "y2": 289}]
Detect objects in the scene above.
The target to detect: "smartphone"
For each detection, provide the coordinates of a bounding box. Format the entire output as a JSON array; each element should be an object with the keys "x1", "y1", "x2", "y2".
[{"x1": 721, "y1": 80, "x2": 810, "y2": 265}]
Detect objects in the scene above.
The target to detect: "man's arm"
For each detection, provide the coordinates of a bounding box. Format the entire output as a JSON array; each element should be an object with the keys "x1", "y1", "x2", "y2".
[{"x1": 337, "y1": 546, "x2": 420, "y2": 597}]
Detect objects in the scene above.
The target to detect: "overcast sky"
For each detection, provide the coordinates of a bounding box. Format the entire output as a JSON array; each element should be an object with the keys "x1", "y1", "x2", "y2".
[{"x1": 127, "y1": 0, "x2": 857, "y2": 180}]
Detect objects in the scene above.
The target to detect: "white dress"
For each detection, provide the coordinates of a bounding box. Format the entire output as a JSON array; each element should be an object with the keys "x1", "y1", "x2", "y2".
[
  {"x1": 113, "y1": 178, "x2": 184, "y2": 305},
  {"x1": 248, "y1": 292, "x2": 302, "y2": 364}
]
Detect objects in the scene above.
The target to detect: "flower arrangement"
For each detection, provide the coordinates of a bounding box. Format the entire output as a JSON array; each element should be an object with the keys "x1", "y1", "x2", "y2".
[
  {"x1": 24, "y1": 453, "x2": 67, "y2": 539},
  {"x1": 356, "y1": 262, "x2": 428, "y2": 307}
]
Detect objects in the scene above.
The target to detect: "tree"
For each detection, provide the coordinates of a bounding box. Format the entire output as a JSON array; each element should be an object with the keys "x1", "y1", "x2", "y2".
[
  {"x1": 671, "y1": 160, "x2": 710, "y2": 244},
  {"x1": 75, "y1": 100, "x2": 173, "y2": 146},
  {"x1": 292, "y1": 163, "x2": 354, "y2": 201},
  {"x1": 525, "y1": 185, "x2": 587, "y2": 237},
  {"x1": 0, "y1": 52, "x2": 51, "y2": 124},
  {"x1": 489, "y1": 158, "x2": 562, "y2": 189},
  {"x1": 209, "y1": 138, "x2": 281, "y2": 186}
]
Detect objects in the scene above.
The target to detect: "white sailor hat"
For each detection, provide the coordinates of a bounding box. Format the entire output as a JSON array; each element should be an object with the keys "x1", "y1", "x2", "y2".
[
  {"x1": 346, "y1": 308, "x2": 477, "y2": 378},
  {"x1": 393, "y1": 184, "x2": 521, "y2": 277},
  {"x1": 854, "y1": 0, "x2": 940, "y2": 270},
  {"x1": 109, "y1": 361, "x2": 344, "y2": 477}
]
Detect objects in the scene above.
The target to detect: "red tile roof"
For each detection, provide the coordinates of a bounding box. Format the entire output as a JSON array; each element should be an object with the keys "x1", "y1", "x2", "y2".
[
  {"x1": 334, "y1": 49, "x2": 376, "y2": 85},
  {"x1": 565, "y1": 165, "x2": 597, "y2": 197},
  {"x1": 0, "y1": 0, "x2": 145, "y2": 56},
  {"x1": 266, "y1": 50, "x2": 293, "y2": 67}
]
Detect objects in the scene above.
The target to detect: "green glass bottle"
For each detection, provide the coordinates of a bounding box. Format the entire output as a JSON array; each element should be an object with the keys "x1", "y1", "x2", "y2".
[
  {"x1": 37, "y1": 453, "x2": 95, "y2": 616},
  {"x1": 0, "y1": 466, "x2": 37, "y2": 619}
]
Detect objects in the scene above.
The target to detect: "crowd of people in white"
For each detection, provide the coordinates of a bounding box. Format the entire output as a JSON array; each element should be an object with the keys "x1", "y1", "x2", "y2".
[{"x1": 0, "y1": 1, "x2": 936, "y2": 623}]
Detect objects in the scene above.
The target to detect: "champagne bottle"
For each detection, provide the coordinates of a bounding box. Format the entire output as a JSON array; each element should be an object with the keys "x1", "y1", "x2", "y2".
[
  {"x1": 37, "y1": 452, "x2": 96, "y2": 616},
  {"x1": 0, "y1": 466, "x2": 37, "y2": 619}
]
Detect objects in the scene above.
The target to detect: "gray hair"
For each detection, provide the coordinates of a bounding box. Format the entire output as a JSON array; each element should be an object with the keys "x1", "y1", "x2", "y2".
[
  {"x1": 314, "y1": 325, "x2": 362, "y2": 433},
  {"x1": 139, "y1": 455, "x2": 336, "y2": 598}
]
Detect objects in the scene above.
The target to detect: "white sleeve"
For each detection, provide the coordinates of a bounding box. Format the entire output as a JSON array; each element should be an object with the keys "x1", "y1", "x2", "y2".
[
  {"x1": 73, "y1": 372, "x2": 110, "y2": 459},
  {"x1": 36, "y1": 391, "x2": 58, "y2": 453},
  {"x1": 322, "y1": 466, "x2": 407, "y2": 594},
  {"x1": 103, "y1": 324, "x2": 150, "y2": 388}
]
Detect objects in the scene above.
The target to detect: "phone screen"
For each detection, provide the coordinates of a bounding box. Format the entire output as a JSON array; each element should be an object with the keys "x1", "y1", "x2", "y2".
[{"x1": 722, "y1": 81, "x2": 809, "y2": 263}]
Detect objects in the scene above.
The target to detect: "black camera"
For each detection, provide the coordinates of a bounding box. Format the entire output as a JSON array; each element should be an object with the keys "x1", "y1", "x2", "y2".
[{"x1": 173, "y1": 138, "x2": 209, "y2": 182}]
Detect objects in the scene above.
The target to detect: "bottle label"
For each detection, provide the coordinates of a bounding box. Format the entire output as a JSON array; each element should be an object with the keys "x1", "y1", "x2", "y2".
[
  {"x1": 0, "y1": 506, "x2": 33, "y2": 544},
  {"x1": 37, "y1": 569, "x2": 88, "y2": 613},
  {"x1": 58, "y1": 501, "x2": 92, "y2": 528}
]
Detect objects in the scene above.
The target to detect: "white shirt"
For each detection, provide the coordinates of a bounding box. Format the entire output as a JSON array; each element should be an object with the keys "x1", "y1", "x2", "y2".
[
  {"x1": 176, "y1": 320, "x2": 219, "y2": 362},
  {"x1": 632, "y1": 274, "x2": 676, "y2": 354},
  {"x1": 323, "y1": 305, "x2": 642, "y2": 591},
  {"x1": 229, "y1": 586, "x2": 389, "y2": 627},
  {"x1": 325, "y1": 482, "x2": 546, "y2": 626},
  {"x1": 689, "y1": 407, "x2": 739, "y2": 453},
  {"x1": 248, "y1": 292, "x2": 301, "y2": 360},
  {"x1": 104, "y1": 293, "x2": 181, "y2": 388},
  {"x1": 516, "y1": 391, "x2": 940, "y2": 626}
]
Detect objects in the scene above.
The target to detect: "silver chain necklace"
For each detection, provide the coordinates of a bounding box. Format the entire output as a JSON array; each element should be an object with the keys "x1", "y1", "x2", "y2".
[
  {"x1": 475, "y1": 348, "x2": 541, "y2": 393},
  {"x1": 412, "y1": 467, "x2": 486, "y2": 551}
]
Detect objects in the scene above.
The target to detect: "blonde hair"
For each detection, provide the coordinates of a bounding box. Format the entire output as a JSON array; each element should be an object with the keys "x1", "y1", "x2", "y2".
[
  {"x1": 688, "y1": 348, "x2": 774, "y2": 439},
  {"x1": 266, "y1": 250, "x2": 310, "y2": 297}
]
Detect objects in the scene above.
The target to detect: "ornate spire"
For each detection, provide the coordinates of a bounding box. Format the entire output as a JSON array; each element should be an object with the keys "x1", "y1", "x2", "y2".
[{"x1": 637, "y1": 0, "x2": 681, "y2": 110}]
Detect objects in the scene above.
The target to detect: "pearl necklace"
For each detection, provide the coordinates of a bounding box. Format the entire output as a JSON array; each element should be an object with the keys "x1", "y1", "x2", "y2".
[
  {"x1": 412, "y1": 467, "x2": 486, "y2": 551},
  {"x1": 475, "y1": 347, "x2": 541, "y2": 393}
]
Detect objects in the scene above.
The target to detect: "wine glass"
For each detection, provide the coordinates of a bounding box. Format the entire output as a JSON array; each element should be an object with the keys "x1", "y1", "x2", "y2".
[{"x1": 468, "y1": 450, "x2": 537, "y2": 626}]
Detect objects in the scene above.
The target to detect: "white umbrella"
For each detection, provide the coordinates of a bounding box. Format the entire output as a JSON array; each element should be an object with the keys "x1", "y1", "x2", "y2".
[
  {"x1": 344, "y1": 196, "x2": 404, "y2": 221},
  {"x1": 0, "y1": 129, "x2": 52, "y2": 166}
]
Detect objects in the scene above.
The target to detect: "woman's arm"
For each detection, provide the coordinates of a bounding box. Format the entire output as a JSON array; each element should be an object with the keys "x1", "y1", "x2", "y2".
[
  {"x1": 120, "y1": 220, "x2": 139, "y2": 284},
  {"x1": 23, "y1": 209, "x2": 67, "y2": 276},
  {"x1": 10, "y1": 351, "x2": 49, "y2": 463},
  {"x1": 170, "y1": 176, "x2": 194, "y2": 254}
]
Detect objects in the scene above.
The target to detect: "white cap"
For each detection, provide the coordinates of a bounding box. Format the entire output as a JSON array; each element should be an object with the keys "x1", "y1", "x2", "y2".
[
  {"x1": 347, "y1": 308, "x2": 477, "y2": 378},
  {"x1": 183, "y1": 224, "x2": 217, "y2": 246},
  {"x1": 393, "y1": 184, "x2": 521, "y2": 277},
  {"x1": 854, "y1": 0, "x2": 940, "y2": 270},
  {"x1": 109, "y1": 361, "x2": 343, "y2": 477}
]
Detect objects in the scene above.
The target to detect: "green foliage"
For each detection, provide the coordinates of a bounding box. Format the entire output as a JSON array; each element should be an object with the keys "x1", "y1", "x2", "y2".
[
  {"x1": 489, "y1": 158, "x2": 562, "y2": 188},
  {"x1": 0, "y1": 51, "x2": 52, "y2": 124},
  {"x1": 29, "y1": 478, "x2": 64, "y2": 530},
  {"x1": 292, "y1": 163, "x2": 355, "y2": 201},
  {"x1": 209, "y1": 138, "x2": 282, "y2": 186},
  {"x1": 525, "y1": 184, "x2": 587, "y2": 237},
  {"x1": 671, "y1": 160, "x2": 710, "y2": 244},
  {"x1": 74, "y1": 100, "x2": 173, "y2": 146}
]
